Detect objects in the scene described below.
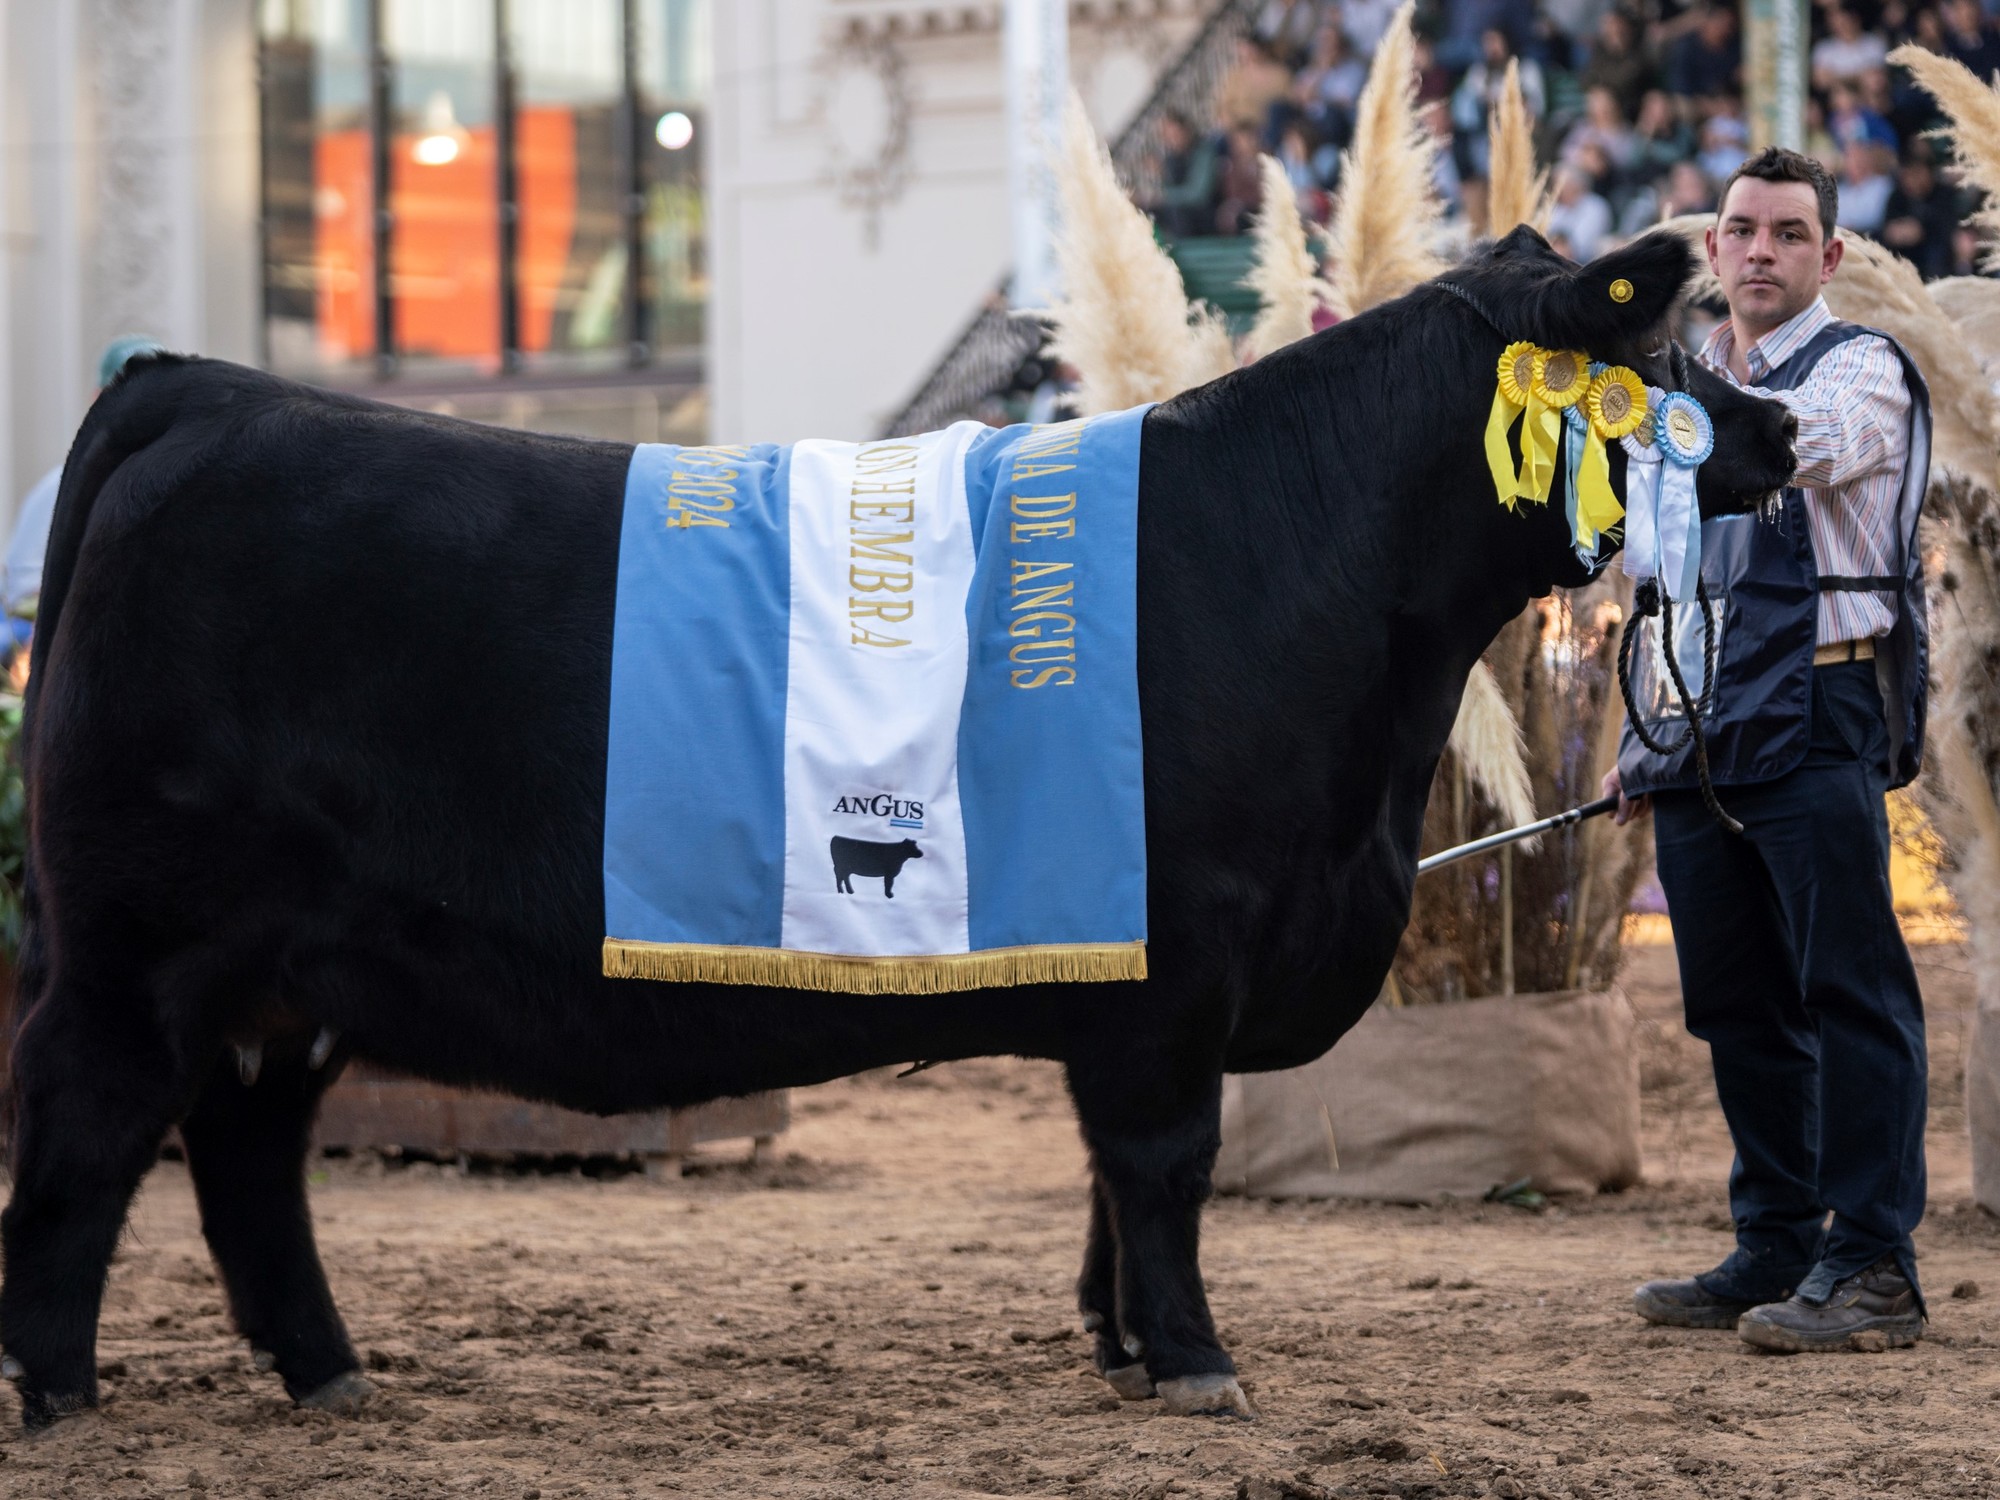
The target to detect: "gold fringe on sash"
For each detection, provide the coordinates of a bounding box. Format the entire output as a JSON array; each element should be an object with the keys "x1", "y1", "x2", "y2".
[{"x1": 601, "y1": 939, "x2": 1148, "y2": 993}]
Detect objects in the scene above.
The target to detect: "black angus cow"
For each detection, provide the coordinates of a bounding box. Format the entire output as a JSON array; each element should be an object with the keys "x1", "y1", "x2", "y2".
[
  {"x1": 0, "y1": 228, "x2": 1794, "y2": 1427},
  {"x1": 830, "y1": 835, "x2": 924, "y2": 897}
]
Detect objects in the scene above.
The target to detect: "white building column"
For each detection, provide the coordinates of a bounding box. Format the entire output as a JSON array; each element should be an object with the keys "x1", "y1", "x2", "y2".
[{"x1": 1003, "y1": 0, "x2": 1066, "y2": 311}]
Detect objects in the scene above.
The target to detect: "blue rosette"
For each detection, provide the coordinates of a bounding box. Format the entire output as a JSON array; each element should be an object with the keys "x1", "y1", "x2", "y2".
[{"x1": 1649, "y1": 391, "x2": 1713, "y2": 600}]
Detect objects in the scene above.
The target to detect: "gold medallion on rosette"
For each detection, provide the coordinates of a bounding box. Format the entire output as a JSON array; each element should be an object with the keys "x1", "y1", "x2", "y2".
[
  {"x1": 1585, "y1": 367, "x2": 1648, "y2": 442},
  {"x1": 1529, "y1": 349, "x2": 1589, "y2": 408}
]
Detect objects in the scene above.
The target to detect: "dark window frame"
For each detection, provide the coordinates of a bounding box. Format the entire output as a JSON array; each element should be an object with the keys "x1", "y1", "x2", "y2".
[{"x1": 259, "y1": 0, "x2": 673, "y2": 383}]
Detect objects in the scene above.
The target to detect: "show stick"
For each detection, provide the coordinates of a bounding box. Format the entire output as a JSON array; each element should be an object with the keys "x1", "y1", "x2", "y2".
[{"x1": 1415, "y1": 795, "x2": 1620, "y2": 876}]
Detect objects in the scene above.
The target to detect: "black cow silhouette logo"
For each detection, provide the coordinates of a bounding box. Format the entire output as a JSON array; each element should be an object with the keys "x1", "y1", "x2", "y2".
[{"x1": 831, "y1": 835, "x2": 923, "y2": 898}]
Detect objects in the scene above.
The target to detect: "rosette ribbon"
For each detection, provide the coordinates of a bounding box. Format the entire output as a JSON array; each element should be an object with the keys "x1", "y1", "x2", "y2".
[
  {"x1": 1648, "y1": 391, "x2": 1714, "y2": 601},
  {"x1": 1483, "y1": 344, "x2": 1586, "y2": 510},
  {"x1": 1574, "y1": 366, "x2": 1645, "y2": 552},
  {"x1": 1522, "y1": 349, "x2": 1587, "y2": 506},
  {"x1": 1618, "y1": 402, "x2": 1666, "y2": 587},
  {"x1": 1483, "y1": 342, "x2": 1538, "y2": 510}
]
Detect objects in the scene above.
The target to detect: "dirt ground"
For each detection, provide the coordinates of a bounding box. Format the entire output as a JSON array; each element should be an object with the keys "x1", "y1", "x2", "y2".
[{"x1": 2, "y1": 943, "x2": 1997, "y2": 1500}]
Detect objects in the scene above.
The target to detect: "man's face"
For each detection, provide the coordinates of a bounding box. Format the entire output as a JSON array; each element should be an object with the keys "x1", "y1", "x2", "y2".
[{"x1": 1706, "y1": 176, "x2": 1841, "y2": 332}]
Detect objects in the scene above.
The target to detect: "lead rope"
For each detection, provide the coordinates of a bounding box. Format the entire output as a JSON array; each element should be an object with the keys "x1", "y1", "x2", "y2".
[{"x1": 1615, "y1": 576, "x2": 1743, "y2": 835}]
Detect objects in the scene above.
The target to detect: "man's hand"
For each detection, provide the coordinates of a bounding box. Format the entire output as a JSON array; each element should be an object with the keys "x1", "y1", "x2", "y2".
[{"x1": 1602, "y1": 765, "x2": 1651, "y2": 826}]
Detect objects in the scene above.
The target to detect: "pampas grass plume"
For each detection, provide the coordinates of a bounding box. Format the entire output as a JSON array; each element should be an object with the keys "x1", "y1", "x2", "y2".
[
  {"x1": 1889, "y1": 45, "x2": 2000, "y2": 267},
  {"x1": 1245, "y1": 155, "x2": 1328, "y2": 359},
  {"x1": 1325, "y1": 2, "x2": 1446, "y2": 318},
  {"x1": 1450, "y1": 659, "x2": 1537, "y2": 832},
  {"x1": 1047, "y1": 94, "x2": 1212, "y2": 413},
  {"x1": 1485, "y1": 59, "x2": 1548, "y2": 237},
  {"x1": 1930, "y1": 275, "x2": 2000, "y2": 380}
]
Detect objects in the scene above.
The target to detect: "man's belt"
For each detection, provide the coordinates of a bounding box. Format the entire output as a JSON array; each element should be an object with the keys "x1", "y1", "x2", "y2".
[{"x1": 1813, "y1": 638, "x2": 1877, "y2": 667}]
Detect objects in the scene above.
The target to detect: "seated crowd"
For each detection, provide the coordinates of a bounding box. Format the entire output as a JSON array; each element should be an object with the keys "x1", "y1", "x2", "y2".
[{"x1": 1145, "y1": 0, "x2": 1997, "y2": 277}]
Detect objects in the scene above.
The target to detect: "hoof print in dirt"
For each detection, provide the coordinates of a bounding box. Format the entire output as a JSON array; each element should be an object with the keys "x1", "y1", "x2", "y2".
[
  {"x1": 1157, "y1": 1373, "x2": 1255, "y2": 1419},
  {"x1": 1104, "y1": 1363, "x2": 1156, "y2": 1401},
  {"x1": 298, "y1": 1371, "x2": 379, "y2": 1415}
]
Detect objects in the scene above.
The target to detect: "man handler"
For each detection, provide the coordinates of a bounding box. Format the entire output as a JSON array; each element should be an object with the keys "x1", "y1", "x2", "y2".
[{"x1": 1606, "y1": 146, "x2": 1933, "y2": 1351}]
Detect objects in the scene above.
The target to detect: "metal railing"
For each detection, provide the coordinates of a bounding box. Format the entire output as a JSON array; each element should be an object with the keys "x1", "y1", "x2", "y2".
[{"x1": 879, "y1": 0, "x2": 1260, "y2": 437}]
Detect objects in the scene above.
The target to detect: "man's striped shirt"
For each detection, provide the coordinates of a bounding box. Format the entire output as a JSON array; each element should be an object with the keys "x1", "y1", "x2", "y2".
[{"x1": 1699, "y1": 296, "x2": 1911, "y2": 645}]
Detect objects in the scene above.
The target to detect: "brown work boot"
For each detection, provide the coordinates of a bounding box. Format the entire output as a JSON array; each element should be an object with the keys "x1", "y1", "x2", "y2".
[
  {"x1": 1737, "y1": 1257, "x2": 1923, "y2": 1353},
  {"x1": 1633, "y1": 1275, "x2": 1760, "y2": 1330}
]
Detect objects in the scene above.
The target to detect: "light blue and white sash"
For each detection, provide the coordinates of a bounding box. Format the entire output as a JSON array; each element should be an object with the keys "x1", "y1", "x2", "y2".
[{"x1": 602, "y1": 408, "x2": 1150, "y2": 992}]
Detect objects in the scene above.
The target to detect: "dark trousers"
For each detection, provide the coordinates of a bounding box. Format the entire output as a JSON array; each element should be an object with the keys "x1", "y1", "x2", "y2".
[{"x1": 1652, "y1": 661, "x2": 1927, "y2": 1304}]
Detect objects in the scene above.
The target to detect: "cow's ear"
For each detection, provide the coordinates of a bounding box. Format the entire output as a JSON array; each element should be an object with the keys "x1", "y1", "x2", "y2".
[
  {"x1": 1564, "y1": 231, "x2": 1694, "y2": 347},
  {"x1": 1489, "y1": 223, "x2": 1558, "y2": 261}
]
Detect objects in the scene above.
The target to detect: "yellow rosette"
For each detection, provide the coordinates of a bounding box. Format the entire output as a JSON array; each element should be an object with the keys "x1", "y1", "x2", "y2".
[
  {"x1": 1585, "y1": 366, "x2": 1648, "y2": 441},
  {"x1": 1497, "y1": 342, "x2": 1538, "y2": 406},
  {"x1": 1484, "y1": 342, "x2": 1541, "y2": 510},
  {"x1": 1529, "y1": 348, "x2": 1589, "y2": 408},
  {"x1": 1512, "y1": 347, "x2": 1584, "y2": 505},
  {"x1": 1571, "y1": 365, "x2": 1643, "y2": 548}
]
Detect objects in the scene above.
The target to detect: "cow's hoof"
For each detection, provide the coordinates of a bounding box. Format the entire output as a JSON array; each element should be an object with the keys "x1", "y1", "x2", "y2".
[
  {"x1": 1104, "y1": 1363, "x2": 1156, "y2": 1401},
  {"x1": 18, "y1": 1391, "x2": 98, "y2": 1433},
  {"x1": 298, "y1": 1371, "x2": 378, "y2": 1415},
  {"x1": 1156, "y1": 1374, "x2": 1255, "y2": 1419}
]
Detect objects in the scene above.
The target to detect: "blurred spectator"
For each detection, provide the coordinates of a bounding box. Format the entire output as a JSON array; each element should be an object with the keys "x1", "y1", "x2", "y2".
[
  {"x1": 1275, "y1": 120, "x2": 1332, "y2": 219},
  {"x1": 1826, "y1": 78, "x2": 1897, "y2": 152},
  {"x1": 1857, "y1": 66, "x2": 1903, "y2": 137},
  {"x1": 1218, "y1": 37, "x2": 1295, "y2": 131},
  {"x1": 1881, "y1": 144, "x2": 1962, "y2": 278},
  {"x1": 1580, "y1": 9, "x2": 1659, "y2": 122},
  {"x1": 1422, "y1": 100, "x2": 1467, "y2": 211},
  {"x1": 1438, "y1": 0, "x2": 1539, "y2": 71},
  {"x1": 1943, "y1": 0, "x2": 2000, "y2": 81},
  {"x1": 1667, "y1": 6, "x2": 1743, "y2": 111},
  {"x1": 1696, "y1": 104, "x2": 1750, "y2": 183},
  {"x1": 1564, "y1": 86, "x2": 1639, "y2": 173},
  {"x1": 1255, "y1": 0, "x2": 1324, "y2": 66},
  {"x1": 1663, "y1": 158, "x2": 1719, "y2": 216},
  {"x1": 1342, "y1": 0, "x2": 1402, "y2": 58},
  {"x1": 1215, "y1": 123, "x2": 1268, "y2": 234},
  {"x1": 1630, "y1": 89, "x2": 1696, "y2": 183},
  {"x1": 1888, "y1": 18, "x2": 1947, "y2": 143},
  {"x1": 1414, "y1": 34, "x2": 1456, "y2": 105},
  {"x1": 1453, "y1": 29, "x2": 1547, "y2": 178},
  {"x1": 1812, "y1": 8, "x2": 1890, "y2": 89},
  {"x1": 1548, "y1": 163, "x2": 1614, "y2": 258},
  {"x1": 1144, "y1": 112, "x2": 1219, "y2": 239},
  {"x1": 1803, "y1": 97, "x2": 1842, "y2": 173},
  {"x1": 1296, "y1": 23, "x2": 1369, "y2": 144},
  {"x1": 1836, "y1": 140, "x2": 1895, "y2": 233},
  {"x1": 1125, "y1": 0, "x2": 1985, "y2": 264}
]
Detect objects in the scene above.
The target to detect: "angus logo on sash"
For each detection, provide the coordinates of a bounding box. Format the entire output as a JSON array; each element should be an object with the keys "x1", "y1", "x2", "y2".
[{"x1": 600, "y1": 408, "x2": 1151, "y2": 993}]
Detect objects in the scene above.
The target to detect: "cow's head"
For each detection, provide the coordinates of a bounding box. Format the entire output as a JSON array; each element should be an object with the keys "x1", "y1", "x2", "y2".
[
  {"x1": 900, "y1": 839, "x2": 923, "y2": 858},
  {"x1": 1437, "y1": 226, "x2": 1797, "y2": 585}
]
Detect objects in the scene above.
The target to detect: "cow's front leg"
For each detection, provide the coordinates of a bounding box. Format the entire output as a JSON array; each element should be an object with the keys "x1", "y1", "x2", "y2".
[
  {"x1": 1066, "y1": 1063, "x2": 1252, "y2": 1419},
  {"x1": 1078, "y1": 1173, "x2": 1153, "y2": 1399}
]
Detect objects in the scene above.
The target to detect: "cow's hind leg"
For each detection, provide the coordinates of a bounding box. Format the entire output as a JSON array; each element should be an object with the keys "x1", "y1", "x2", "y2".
[
  {"x1": 1078, "y1": 1173, "x2": 1153, "y2": 1400},
  {"x1": 1, "y1": 972, "x2": 185, "y2": 1427},
  {"x1": 178, "y1": 1039, "x2": 374, "y2": 1413},
  {"x1": 1067, "y1": 1062, "x2": 1251, "y2": 1419}
]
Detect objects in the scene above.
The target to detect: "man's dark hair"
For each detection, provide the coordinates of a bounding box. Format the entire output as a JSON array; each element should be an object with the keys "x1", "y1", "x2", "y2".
[{"x1": 1718, "y1": 146, "x2": 1839, "y2": 243}]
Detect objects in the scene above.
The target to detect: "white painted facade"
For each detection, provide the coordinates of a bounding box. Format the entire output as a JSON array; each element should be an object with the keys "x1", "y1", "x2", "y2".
[
  {"x1": 1, "y1": 0, "x2": 260, "y2": 512},
  {"x1": 708, "y1": 0, "x2": 1200, "y2": 444},
  {"x1": 0, "y1": 0, "x2": 1199, "y2": 533}
]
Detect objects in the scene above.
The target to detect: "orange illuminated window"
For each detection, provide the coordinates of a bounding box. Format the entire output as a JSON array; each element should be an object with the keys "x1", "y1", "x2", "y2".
[{"x1": 258, "y1": 0, "x2": 707, "y2": 381}]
